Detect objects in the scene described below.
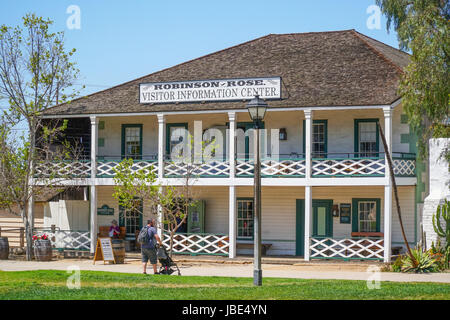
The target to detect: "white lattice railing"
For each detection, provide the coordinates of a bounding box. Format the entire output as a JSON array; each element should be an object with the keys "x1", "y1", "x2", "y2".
[
  {"x1": 34, "y1": 160, "x2": 91, "y2": 178},
  {"x1": 236, "y1": 158, "x2": 306, "y2": 177},
  {"x1": 164, "y1": 161, "x2": 230, "y2": 177},
  {"x1": 34, "y1": 230, "x2": 91, "y2": 251},
  {"x1": 162, "y1": 233, "x2": 229, "y2": 256},
  {"x1": 312, "y1": 158, "x2": 386, "y2": 177},
  {"x1": 97, "y1": 160, "x2": 157, "y2": 177},
  {"x1": 393, "y1": 158, "x2": 416, "y2": 177},
  {"x1": 310, "y1": 237, "x2": 384, "y2": 260}
]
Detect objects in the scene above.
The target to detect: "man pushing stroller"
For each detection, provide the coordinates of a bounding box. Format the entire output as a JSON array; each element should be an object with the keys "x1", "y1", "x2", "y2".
[{"x1": 138, "y1": 219, "x2": 163, "y2": 275}]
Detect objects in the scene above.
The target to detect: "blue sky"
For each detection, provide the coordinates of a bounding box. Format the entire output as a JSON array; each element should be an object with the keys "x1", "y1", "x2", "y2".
[{"x1": 1, "y1": 0, "x2": 400, "y2": 99}]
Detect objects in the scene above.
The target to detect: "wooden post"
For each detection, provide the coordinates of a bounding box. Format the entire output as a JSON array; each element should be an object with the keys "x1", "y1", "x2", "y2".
[
  {"x1": 0, "y1": 226, "x2": 2, "y2": 237},
  {"x1": 20, "y1": 227, "x2": 25, "y2": 248}
]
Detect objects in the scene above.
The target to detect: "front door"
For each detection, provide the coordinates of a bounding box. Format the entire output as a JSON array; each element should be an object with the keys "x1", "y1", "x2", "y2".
[
  {"x1": 119, "y1": 199, "x2": 143, "y2": 240},
  {"x1": 296, "y1": 199, "x2": 333, "y2": 256}
]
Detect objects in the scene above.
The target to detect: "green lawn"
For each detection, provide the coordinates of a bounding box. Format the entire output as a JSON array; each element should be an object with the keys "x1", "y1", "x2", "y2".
[{"x1": 0, "y1": 270, "x2": 449, "y2": 300}]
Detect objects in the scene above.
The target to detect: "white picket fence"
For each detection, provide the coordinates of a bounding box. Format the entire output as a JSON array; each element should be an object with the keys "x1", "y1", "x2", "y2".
[
  {"x1": 162, "y1": 233, "x2": 230, "y2": 256},
  {"x1": 310, "y1": 237, "x2": 384, "y2": 260}
]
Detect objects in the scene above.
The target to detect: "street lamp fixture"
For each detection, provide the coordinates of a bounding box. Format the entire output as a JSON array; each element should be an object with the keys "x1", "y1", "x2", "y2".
[{"x1": 246, "y1": 95, "x2": 268, "y2": 286}]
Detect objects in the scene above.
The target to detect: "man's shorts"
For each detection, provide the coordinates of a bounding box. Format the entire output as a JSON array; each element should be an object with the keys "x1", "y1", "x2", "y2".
[{"x1": 141, "y1": 247, "x2": 157, "y2": 264}]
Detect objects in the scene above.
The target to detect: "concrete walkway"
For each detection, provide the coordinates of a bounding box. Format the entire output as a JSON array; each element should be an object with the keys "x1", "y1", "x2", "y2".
[{"x1": 1, "y1": 259, "x2": 449, "y2": 283}]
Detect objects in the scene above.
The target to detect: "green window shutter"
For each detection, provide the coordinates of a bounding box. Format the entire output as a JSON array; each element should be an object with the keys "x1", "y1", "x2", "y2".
[
  {"x1": 98, "y1": 121, "x2": 105, "y2": 130},
  {"x1": 98, "y1": 138, "x2": 105, "y2": 147},
  {"x1": 351, "y1": 199, "x2": 359, "y2": 232}
]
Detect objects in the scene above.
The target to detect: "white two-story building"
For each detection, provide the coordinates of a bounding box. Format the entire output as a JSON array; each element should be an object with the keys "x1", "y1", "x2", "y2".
[{"x1": 38, "y1": 29, "x2": 425, "y2": 263}]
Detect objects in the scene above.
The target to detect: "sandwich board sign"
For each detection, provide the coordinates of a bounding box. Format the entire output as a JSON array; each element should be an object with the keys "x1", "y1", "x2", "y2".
[{"x1": 93, "y1": 237, "x2": 115, "y2": 264}]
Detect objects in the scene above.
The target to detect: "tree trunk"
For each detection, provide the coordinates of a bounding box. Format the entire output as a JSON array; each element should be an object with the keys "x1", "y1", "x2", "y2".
[{"x1": 378, "y1": 122, "x2": 416, "y2": 265}]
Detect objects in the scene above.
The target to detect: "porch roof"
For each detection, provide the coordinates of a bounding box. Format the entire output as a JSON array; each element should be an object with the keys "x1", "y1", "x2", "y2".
[{"x1": 43, "y1": 29, "x2": 409, "y2": 116}]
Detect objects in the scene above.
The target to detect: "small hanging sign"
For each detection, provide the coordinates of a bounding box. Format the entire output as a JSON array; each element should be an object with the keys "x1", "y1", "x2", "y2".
[{"x1": 97, "y1": 204, "x2": 114, "y2": 216}]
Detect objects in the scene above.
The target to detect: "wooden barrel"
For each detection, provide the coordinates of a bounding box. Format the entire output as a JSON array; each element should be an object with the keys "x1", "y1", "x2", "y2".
[
  {"x1": 33, "y1": 240, "x2": 52, "y2": 261},
  {"x1": 112, "y1": 239, "x2": 125, "y2": 264},
  {"x1": 124, "y1": 240, "x2": 135, "y2": 252},
  {"x1": 0, "y1": 237, "x2": 9, "y2": 260}
]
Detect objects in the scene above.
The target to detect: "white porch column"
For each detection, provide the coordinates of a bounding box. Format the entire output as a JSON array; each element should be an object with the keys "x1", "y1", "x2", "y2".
[
  {"x1": 89, "y1": 116, "x2": 99, "y2": 254},
  {"x1": 228, "y1": 112, "x2": 236, "y2": 179},
  {"x1": 228, "y1": 112, "x2": 237, "y2": 258},
  {"x1": 304, "y1": 186, "x2": 312, "y2": 261},
  {"x1": 157, "y1": 113, "x2": 166, "y2": 181},
  {"x1": 157, "y1": 114, "x2": 166, "y2": 239},
  {"x1": 229, "y1": 186, "x2": 237, "y2": 258},
  {"x1": 383, "y1": 107, "x2": 393, "y2": 262},
  {"x1": 303, "y1": 109, "x2": 313, "y2": 261},
  {"x1": 304, "y1": 109, "x2": 313, "y2": 180}
]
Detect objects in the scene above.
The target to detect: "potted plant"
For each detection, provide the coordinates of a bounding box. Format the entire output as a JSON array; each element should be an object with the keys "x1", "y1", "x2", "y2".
[{"x1": 33, "y1": 233, "x2": 53, "y2": 261}]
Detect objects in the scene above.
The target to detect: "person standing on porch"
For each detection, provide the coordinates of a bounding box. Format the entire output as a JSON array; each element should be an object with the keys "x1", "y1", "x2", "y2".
[{"x1": 141, "y1": 219, "x2": 162, "y2": 275}]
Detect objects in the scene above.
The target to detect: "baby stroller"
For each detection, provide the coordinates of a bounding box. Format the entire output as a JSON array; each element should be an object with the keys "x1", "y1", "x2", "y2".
[{"x1": 157, "y1": 245, "x2": 181, "y2": 275}]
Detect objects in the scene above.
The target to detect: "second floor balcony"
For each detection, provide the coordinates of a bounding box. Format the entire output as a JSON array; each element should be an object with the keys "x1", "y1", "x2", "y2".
[{"x1": 34, "y1": 151, "x2": 416, "y2": 182}]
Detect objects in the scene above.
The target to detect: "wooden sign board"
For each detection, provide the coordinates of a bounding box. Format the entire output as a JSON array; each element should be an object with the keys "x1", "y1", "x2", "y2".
[{"x1": 93, "y1": 237, "x2": 116, "y2": 264}]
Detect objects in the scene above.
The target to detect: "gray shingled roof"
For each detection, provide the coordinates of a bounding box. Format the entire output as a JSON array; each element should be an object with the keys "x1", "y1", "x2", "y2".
[{"x1": 43, "y1": 29, "x2": 410, "y2": 116}]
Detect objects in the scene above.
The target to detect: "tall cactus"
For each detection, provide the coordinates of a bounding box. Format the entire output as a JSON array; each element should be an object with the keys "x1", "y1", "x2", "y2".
[{"x1": 432, "y1": 199, "x2": 450, "y2": 245}]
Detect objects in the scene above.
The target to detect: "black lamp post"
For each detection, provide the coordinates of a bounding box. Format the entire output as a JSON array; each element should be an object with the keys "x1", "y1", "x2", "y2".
[{"x1": 246, "y1": 95, "x2": 267, "y2": 286}]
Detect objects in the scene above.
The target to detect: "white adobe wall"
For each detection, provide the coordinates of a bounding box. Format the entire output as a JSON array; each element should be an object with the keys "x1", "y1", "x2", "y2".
[{"x1": 422, "y1": 138, "x2": 450, "y2": 248}]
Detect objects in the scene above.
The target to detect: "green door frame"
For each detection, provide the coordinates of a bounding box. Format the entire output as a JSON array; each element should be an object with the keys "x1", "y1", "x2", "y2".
[
  {"x1": 312, "y1": 200, "x2": 333, "y2": 237},
  {"x1": 296, "y1": 199, "x2": 333, "y2": 256}
]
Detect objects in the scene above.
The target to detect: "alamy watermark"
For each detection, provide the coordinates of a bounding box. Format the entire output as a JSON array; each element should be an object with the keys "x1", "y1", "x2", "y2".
[
  {"x1": 66, "y1": 265, "x2": 81, "y2": 289},
  {"x1": 366, "y1": 5, "x2": 381, "y2": 30},
  {"x1": 366, "y1": 265, "x2": 381, "y2": 289},
  {"x1": 66, "y1": 5, "x2": 81, "y2": 30}
]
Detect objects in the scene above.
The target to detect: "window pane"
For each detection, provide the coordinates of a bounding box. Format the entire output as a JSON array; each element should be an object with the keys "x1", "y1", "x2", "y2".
[
  {"x1": 237, "y1": 200, "x2": 254, "y2": 239},
  {"x1": 358, "y1": 201, "x2": 377, "y2": 232}
]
